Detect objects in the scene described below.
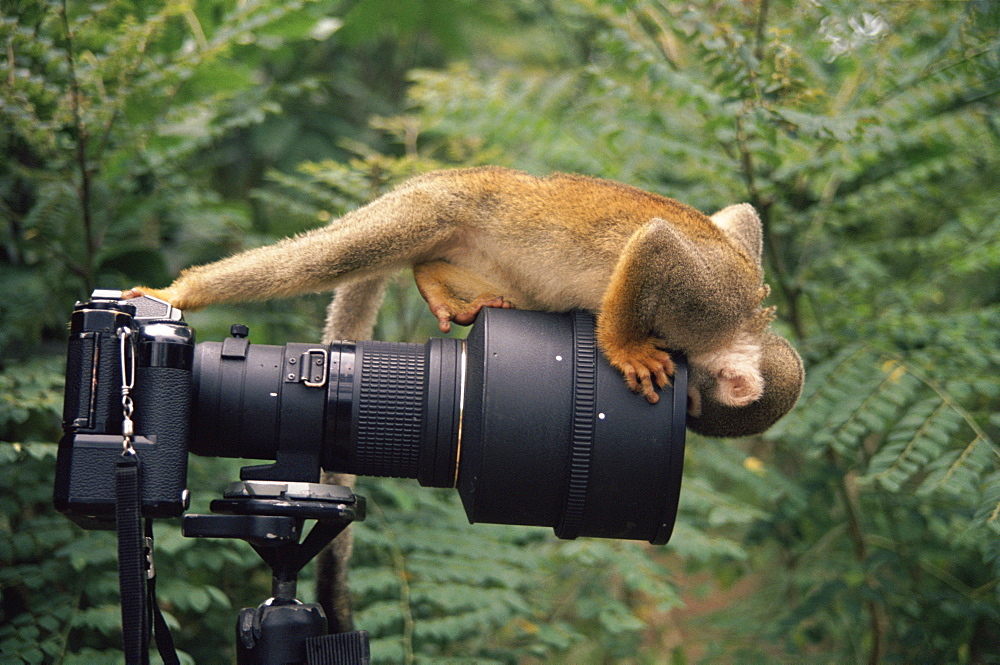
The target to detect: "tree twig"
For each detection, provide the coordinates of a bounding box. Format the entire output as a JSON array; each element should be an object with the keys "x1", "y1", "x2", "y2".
[
  {"x1": 60, "y1": 0, "x2": 96, "y2": 290},
  {"x1": 733, "y1": 111, "x2": 806, "y2": 340}
]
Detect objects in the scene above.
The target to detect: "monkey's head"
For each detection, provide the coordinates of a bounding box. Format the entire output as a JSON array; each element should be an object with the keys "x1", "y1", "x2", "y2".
[{"x1": 685, "y1": 332, "x2": 804, "y2": 438}]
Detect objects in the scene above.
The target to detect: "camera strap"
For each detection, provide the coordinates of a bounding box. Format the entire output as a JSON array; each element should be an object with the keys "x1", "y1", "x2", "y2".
[
  {"x1": 116, "y1": 452, "x2": 149, "y2": 664},
  {"x1": 146, "y1": 519, "x2": 180, "y2": 665},
  {"x1": 114, "y1": 327, "x2": 179, "y2": 665}
]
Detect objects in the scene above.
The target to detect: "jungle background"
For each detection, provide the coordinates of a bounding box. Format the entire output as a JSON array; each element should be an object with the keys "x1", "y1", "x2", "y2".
[{"x1": 2, "y1": 0, "x2": 998, "y2": 663}]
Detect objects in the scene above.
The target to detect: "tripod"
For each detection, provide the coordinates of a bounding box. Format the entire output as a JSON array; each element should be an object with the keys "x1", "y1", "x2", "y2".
[{"x1": 184, "y1": 481, "x2": 370, "y2": 665}]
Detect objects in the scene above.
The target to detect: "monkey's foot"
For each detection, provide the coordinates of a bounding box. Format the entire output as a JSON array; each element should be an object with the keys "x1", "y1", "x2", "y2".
[
  {"x1": 429, "y1": 294, "x2": 513, "y2": 333},
  {"x1": 602, "y1": 338, "x2": 675, "y2": 404}
]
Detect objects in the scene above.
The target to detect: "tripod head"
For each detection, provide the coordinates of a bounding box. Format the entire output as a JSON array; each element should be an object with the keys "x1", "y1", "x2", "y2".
[{"x1": 184, "y1": 481, "x2": 370, "y2": 664}]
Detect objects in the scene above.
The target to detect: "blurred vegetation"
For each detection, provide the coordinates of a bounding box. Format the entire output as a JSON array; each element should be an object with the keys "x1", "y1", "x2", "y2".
[{"x1": 2, "y1": 0, "x2": 998, "y2": 663}]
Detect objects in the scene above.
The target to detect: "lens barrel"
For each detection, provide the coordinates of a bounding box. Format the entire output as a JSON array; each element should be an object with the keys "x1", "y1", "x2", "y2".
[
  {"x1": 190, "y1": 337, "x2": 464, "y2": 487},
  {"x1": 189, "y1": 309, "x2": 686, "y2": 544}
]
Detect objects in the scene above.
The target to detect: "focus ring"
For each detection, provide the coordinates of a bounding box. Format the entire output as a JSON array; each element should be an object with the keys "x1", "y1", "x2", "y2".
[
  {"x1": 355, "y1": 342, "x2": 424, "y2": 478},
  {"x1": 556, "y1": 311, "x2": 598, "y2": 539}
]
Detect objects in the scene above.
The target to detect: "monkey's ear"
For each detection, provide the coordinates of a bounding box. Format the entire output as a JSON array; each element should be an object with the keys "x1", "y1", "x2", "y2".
[
  {"x1": 709, "y1": 203, "x2": 762, "y2": 265},
  {"x1": 716, "y1": 366, "x2": 764, "y2": 407}
]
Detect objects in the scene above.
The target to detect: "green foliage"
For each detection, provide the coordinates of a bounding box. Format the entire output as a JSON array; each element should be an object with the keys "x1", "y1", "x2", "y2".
[
  {"x1": 753, "y1": 341, "x2": 999, "y2": 661},
  {"x1": 347, "y1": 477, "x2": 681, "y2": 664},
  {"x1": 1, "y1": 0, "x2": 328, "y2": 356},
  {"x1": 3, "y1": 0, "x2": 999, "y2": 662}
]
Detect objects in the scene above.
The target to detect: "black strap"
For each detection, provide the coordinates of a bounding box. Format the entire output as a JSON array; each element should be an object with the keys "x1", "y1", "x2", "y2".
[
  {"x1": 116, "y1": 454, "x2": 149, "y2": 665},
  {"x1": 146, "y1": 531, "x2": 180, "y2": 665},
  {"x1": 305, "y1": 631, "x2": 372, "y2": 665},
  {"x1": 115, "y1": 455, "x2": 182, "y2": 665}
]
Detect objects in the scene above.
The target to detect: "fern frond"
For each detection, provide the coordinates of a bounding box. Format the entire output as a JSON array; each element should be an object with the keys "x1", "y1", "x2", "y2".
[
  {"x1": 791, "y1": 349, "x2": 920, "y2": 458},
  {"x1": 919, "y1": 433, "x2": 991, "y2": 497},
  {"x1": 973, "y1": 471, "x2": 1000, "y2": 534},
  {"x1": 865, "y1": 396, "x2": 957, "y2": 491}
]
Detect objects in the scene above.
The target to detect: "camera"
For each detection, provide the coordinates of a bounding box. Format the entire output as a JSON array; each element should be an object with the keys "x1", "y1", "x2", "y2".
[
  {"x1": 54, "y1": 290, "x2": 193, "y2": 528},
  {"x1": 55, "y1": 289, "x2": 688, "y2": 543}
]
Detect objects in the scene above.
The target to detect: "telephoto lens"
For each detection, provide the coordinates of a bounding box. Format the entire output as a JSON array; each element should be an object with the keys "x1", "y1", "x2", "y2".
[{"x1": 190, "y1": 309, "x2": 687, "y2": 544}]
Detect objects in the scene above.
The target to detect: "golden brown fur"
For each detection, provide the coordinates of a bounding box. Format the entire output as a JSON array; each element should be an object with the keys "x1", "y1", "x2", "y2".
[{"x1": 125, "y1": 166, "x2": 802, "y2": 423}]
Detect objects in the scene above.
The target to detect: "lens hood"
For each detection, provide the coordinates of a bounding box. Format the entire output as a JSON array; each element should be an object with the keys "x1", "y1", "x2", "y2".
[{"x1": 459, "y1": 309, "x2": 687, "y2": 544}]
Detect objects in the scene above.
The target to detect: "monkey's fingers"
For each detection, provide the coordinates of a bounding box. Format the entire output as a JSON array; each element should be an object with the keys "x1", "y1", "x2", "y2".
[
  {"x1": 122, "y1": 286, "x2": 175, "y2": 303},
  {"x1": 428, "y1": 294, "x2": 512, "y2": 331},
  {"x1": 604, "y1": 338, "x2": 676, "y2": 404},
  {"x1": 615, "y1": 361, "x2": 659, "y2": 404},
  {"x1": 122, "y1": 286, "x2": 196, "y2": 310},
  {"x1": 649, "y1": 347, "x2": 675, "y2": 389}
]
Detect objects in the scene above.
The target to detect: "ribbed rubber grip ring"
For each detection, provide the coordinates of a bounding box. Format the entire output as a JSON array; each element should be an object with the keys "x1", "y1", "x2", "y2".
[
  {"x1": 555, "y1": 311, "x2": 598, "y2": 539},
  {"x1": 354, "y1": 342, "x2": 424, "y2": 478}
]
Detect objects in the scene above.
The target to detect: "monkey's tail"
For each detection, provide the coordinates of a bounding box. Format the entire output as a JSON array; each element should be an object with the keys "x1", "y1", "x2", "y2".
[
  {"x1": 316, "y1": 274, "x2": 390, "y2": 633},
  {"x1": 321, "y1": 274, "x2": 392, "y2": 343}
]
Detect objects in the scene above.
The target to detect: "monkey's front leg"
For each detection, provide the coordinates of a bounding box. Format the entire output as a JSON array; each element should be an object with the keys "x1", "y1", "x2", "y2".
[
  {"x1": 123, "y1": 181, "x2": 462, "y2": 309},
  {"x1": 413, "y1": 260, "x2": 513, "y2": 332},
  {"x1": 596, "y1": 219, "x2": 683, "y2": 404}
]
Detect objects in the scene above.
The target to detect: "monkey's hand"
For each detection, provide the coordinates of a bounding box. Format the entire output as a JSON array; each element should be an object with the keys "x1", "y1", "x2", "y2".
[
  {"x1": 122, "y1": 286, "x2": 185, "y2": 308},
  {"x1": 601, "y1": 337, "x2": 675, "y2": 404}
]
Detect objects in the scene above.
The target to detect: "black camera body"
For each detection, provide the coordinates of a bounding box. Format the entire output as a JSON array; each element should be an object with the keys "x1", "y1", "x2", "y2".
[
  {"x1": 54, "y1": 290, "x2": 193, "y2": 529},
  {"x1": 55, "y1": 289, "x2": 688, "y2": 543}
]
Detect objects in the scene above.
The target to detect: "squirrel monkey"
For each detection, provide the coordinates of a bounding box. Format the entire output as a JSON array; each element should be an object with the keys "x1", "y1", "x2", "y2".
[{"x1": 125, "y1": 166, "x2": 803, "y2": 438}]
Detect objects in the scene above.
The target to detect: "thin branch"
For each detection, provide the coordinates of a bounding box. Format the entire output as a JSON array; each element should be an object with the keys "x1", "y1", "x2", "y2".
[
  {"x1": 753, "y1": 0, "x2": 770, "y2": 65},
  {"x1": 6, "y1": 36, "x2": 15, "y2": 87},
  {"x1": 728, "y1": 0, "x2": 810, "y2": 340},
  {"x1": 829, "y1": 455, "x2": 887, "y2": 665},
  {"x1": 877, "y1": 36, "x2": 996, "y2": 106},
  {"x1": 183, "y1": 8, "x2": 210, "y2": 50},
  {"x1": 60, "y1": 0, "x2": 96, "y2": 289},
  {"x1": 733, "y1": 111, "x2": 806, "y2": 340}
]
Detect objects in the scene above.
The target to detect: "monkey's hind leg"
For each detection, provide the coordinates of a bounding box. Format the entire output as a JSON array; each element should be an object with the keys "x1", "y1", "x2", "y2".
[
  {"x1": 322, "y1": 275, "x2": 392, "y2": 342},
  {"x1": 413, "y1": 260, "x2": 513, "y2": 332}
]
